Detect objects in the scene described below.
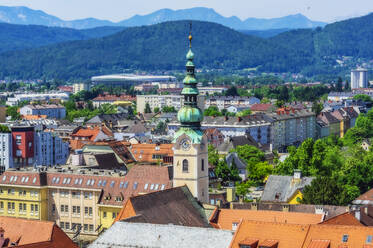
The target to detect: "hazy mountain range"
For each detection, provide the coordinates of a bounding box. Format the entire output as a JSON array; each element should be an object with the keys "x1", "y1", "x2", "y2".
[{"x1": 0, "y1": 6, "x2": 327, "y2": 30}]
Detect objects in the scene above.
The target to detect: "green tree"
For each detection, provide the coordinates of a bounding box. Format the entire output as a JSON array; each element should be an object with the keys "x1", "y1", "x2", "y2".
[
  {"x1": 353, "y1": 94, "x2": 372, "y2": 103},
  {"x1": 336, "y1": 77, "x2": 343, "y2": 92},
  {"x1": 6, "y1": 106, "x2": 20, "y2": 120},
  {"x1": 311, "y1": 101, "x2": 323, "y2": 116},
  {"x1": 154, "y1": 107, "x2": 160, "y2": 113},
  {"x1": 235, "y1": 181, "x2": 252, "y2": 200},
  {"x1": 204, "y1": 106, "x2": 222, "y2": 117},
  {"x1": 236, "y1": 108, "x2": 252, "y2": 117},
  {"x1": 144, "y1": 103, "x2": 152, "y2": 113},
  {"x1": 225, "y1": 86, "x2": 239, "y2": 96}
]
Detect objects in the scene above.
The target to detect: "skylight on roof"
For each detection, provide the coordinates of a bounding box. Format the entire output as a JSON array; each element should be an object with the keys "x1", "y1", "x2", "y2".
[
  {"x1": 13, "y1": 176, "x2": 17, "y2": 182},
  {"x1": 161, "y1": 184, "x2": 165, "y2": 190},
  {"x1": 123, "y1": 181, "x2": 128, "y2": 188},
  {"x1": 66, "y1": 178, "x2": 71, "y2": 184},
  {"x1": 55, "y1": 177, "x2": 60, "y2": 184},
  {"x1": 62, "y1": 178, "x2": 67, "y2": 184},
  {"x1": 110, "y1": 181, "x2": 115, "y2": 188},
  {"x1": 150, "y1": 184, "x2": 154, "y2": 190},
  {"x1": 32, "y1": 177, "x2": 37, "y2": 184},
  {"x1": 87, "y1": 179, "x2": 91, "y2": 186},
  {"x1": 52, "y1": 177, "x2": 56, "y2": 183},
  {"x1": 119, "y1": 182, "x2": 124, "y2": 188},
  {"x1": 133, "y1": 182, "x2": 138, "y2": 190},
  {"x1": 144, "y1": 183, "x2": 148, "y2": 190},
  {"x1": 21, "y1": 176, "x2": 25, "y2": 183},
  {"x1": 154, "y1": 184, "x2": 159, "y2": 190},
  {"x1": 102, "y1": 180, "x2": 107, "y2": 186},
  {"x1": 98, "y1": 180, "x2": 102, "y2": 186},
  {"x1": 75, "y1": 178, "x2": 79, "y2": 184},
  {"x1": 2, "y1": 176, "x2": 6, "y2": 181},
  {"x1": 79, "y1": 178, "x2": 83, "y2": 185},
  {"x1": 25, "y1": 177, "x2": 29, "y2": 183},
  {"x1": 90, "y1": 179, "x2": 95, "y2": 186}
]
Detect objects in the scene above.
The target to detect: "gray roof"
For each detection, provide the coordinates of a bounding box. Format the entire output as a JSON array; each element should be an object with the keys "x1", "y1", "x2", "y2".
[
  {"x1": 226, "y1": 153, "x2": 247, "y2": 170},
  {"x1": 89, "y1": 222, "x2": 233, "y2": 248},
  {"x1": 261, "y1": 175, "x2": 314, "y2": 203},
  {"x1": 86, "y1": 113, "x2": 130, "y2": 124}
]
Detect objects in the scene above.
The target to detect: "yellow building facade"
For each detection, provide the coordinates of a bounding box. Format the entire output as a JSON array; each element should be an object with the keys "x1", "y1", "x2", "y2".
[{"x1": 0, "y1": 185, "x2": 48, "y2": 220}]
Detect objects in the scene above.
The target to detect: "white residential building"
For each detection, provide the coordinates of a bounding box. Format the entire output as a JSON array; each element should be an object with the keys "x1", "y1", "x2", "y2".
[
  {"x1": 351, "y1": 68, "x2": 368, "y2": 89},
  {"x1": 136, "y1": 95, "x2": 205, "y2": 113},
  {"x1": 20, "y1": 104, "x2": 66, "y2": 119},
  {"x1": 205, "y1": 96, "x2": 260, "y2": 111},
  {"x1": 0, "y1": 133, "x2": 13, "y2": 172}
]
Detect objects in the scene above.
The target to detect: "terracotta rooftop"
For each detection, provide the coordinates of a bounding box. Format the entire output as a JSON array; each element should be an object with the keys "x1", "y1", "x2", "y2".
[
  {"x1": 209, "y1": 208, "x2": 324, "y2": 230},
  {"x1": 230, "y1": 220, "x2": 373, "y2": 248},
  {"x1": 250, "y1": 103, "x2": 275, "y2": 112},
  {"x1": 320, "y1": 212, "x2": 363, "y2": 226},
  {"x1": 0, "y1": 216, "x2": 77, "y2": 248},
  {"x1": 129, "y1": 144, "x2": 173, "y2": 164},
  {"x1": 21, "y1": 114, "x2": 48, "y2": 120}
]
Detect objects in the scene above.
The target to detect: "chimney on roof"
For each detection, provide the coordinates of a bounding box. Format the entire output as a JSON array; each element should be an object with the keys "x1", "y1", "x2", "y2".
[
  {"x1": 237, "y1": 116, "x2": 242, "y2": 122},
  {"x1": 224, "y1": 115, "x2": 228, "y2": 121}
]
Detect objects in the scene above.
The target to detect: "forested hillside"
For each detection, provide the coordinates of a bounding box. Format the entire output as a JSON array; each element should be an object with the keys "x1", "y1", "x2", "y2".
[
  {"x1": 0, "y1": 23, "x2": 125, "y2": 53},
  {"x1": 0, "y1": 13, "x2": 372, "y2": 80}
]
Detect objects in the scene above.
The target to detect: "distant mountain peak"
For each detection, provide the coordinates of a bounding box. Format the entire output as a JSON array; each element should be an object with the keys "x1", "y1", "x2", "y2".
[{"x1": 0, "y1": 5, "x2": 326, "y2": 30}]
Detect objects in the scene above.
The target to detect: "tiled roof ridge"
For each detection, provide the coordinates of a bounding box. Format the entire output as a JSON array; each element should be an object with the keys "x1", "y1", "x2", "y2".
[{"x1": 129, "y1": 185, "x2": 185, "y2": 200}]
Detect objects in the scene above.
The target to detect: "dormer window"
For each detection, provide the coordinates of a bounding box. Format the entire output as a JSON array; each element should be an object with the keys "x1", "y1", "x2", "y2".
[{"x1": 342, "y1": 234, "x2": 348, "y2": 243}]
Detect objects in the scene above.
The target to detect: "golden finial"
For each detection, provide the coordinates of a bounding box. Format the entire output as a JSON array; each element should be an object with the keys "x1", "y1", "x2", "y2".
[{"x1": 189, "y1": 22, "x2": 192, "y2": 48}]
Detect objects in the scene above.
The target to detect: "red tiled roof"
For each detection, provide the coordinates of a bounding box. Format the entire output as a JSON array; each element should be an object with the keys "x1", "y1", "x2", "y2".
[
  {"x1": 129, "y1": 144, "x2": 173, "y2": 164},
  {"x1": 250, "y1": 103, "x2": 274, "y2": 112},
  {"x1": 92, "y1": 94, "x2": 135, "y2": 102},
  {"x1": 320, "y1": 212, "x2": 362, "y2": 226},
  {"x1": 0, "y1": 217, "x2": 77, "y2": 248},
  {"x1": 209, "y1": 208, "x2": 323, "y2": 230},
  {"x1": 307, "y1": 240, "x2": 331, "y2": 248},
  {"x1": 71, "y1": 126, "x2": 113, "y2": 142},
  {"x1": 230, "y1": 220, "x2": 373, "y2": 248}
]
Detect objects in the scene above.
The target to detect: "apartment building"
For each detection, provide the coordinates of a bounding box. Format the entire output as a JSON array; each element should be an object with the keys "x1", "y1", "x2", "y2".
[
  {"x1": 168, "y1": 114, "x2": 273, "y2": 146},
  {"x1": 0, "y1": 164, "x2": 172, "y2": 240},
  {"x1": 20, "y1": 104, "x2": 66, "y2": 119},
  {"x1": 6, "y1": 92, "x2": 70, "y2": 106},
  {"x1": 136, "y1": 94, "x2": 205, "y2": 113},
  {"x1": 0, "y1": 126, "x2": 69, "y2": 168},
  {"x1": 0, "y1": 132, "x2": 13, "y2": 173},
  {"x1": 267, "y1": 108, "x2": 316, "y2": 152},
  {"x1": 73, "y1": 82, "x2": 90, "y2": 94}
]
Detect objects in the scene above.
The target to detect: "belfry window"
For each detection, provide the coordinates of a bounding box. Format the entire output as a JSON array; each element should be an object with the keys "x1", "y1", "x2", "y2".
[{"x1": 182, "y1": 159, "x2": 188, "y2": 172}]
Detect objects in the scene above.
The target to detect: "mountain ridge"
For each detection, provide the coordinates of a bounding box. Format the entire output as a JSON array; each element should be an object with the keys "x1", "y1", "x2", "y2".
[{"x1": 0, "y1": 5, "x2": 326, "y2": 30}]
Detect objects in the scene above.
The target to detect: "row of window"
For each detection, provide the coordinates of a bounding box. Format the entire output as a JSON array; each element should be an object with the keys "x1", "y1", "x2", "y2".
[
  {"x1": 0, "y1": 201, "x2": 39, "y2": 215},
  {"x1": 59, "y1": 222, "x2": 94, "y2": 232},
  {"x1": 0, "y1": 189, "x2": 39, "y2": 197},
  {"x1": 52, "y1": 190, "x2": 93, "y2": 200},
  {"x1": 53, "y1": 204, "x2": 93, "y2": 216}
]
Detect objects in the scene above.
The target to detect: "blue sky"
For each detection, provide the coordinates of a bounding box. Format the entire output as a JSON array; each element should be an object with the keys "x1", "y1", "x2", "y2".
[{"x1": 0, "y1": 0, "x2": 372, "y2": 22}]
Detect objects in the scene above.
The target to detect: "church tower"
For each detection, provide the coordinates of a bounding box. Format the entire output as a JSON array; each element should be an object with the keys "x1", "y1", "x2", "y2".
[{"x1": 173, "y1": 24, "x2": 209, "y2": 203}]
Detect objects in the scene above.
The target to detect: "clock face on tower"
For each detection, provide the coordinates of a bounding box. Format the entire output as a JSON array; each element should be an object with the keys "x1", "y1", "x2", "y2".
[{"x1": 180, "y1": 138, "x2": 191, "y2": 151}]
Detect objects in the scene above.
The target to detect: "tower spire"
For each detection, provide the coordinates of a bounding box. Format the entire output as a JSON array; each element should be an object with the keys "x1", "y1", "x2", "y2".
[{"x1": 176, "y1": 22, "x2": 203, "y2": 129}]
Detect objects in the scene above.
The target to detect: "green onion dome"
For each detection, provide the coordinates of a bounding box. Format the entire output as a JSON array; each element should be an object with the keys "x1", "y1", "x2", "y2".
[{"x1": 177, "y1": 106, "x2": 203, "y2": 124}]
